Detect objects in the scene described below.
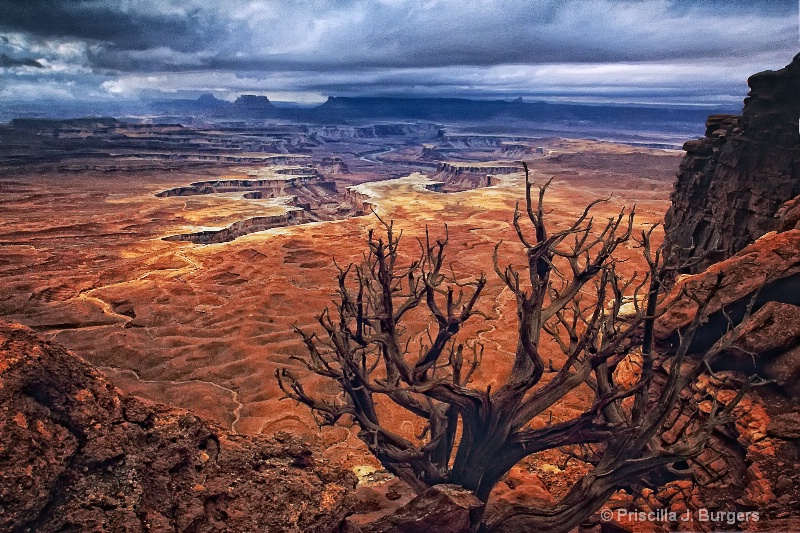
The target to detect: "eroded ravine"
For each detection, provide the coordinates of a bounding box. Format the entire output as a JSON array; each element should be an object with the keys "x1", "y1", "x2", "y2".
[
  {"x1": 98, "y1": 366, "x2": 245, "y2": 433},
  {"x1": 157, "y1": 161, "x2": 511, "y2": 244},
  {"x1": 65, "y1": 245, "x2": 206, "y2": 329}
]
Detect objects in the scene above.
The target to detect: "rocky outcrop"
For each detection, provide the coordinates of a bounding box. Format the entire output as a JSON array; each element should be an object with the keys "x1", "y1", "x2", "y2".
[
  {"x1": 156, "y1": 175, "x2": 319, "y2": 197},
  {"x1": 639, "y1": 229, "x2": 800, "y2": 522},
  {"x1": 663, "y1": 53, "x2": 800, "y2": 273},
  {"x1": 439, "y1": 134, "x2": 536, "y2": 149},
  {"x1": 655, "y1": 228, "x2": 800, "y2": 378},
  {"x1": 428, "y1": 161, "x2": 520, "y2": 192},
  {"x1": 346, "y1": 485, "x2": 483, "y2": 533},
  {"x1": 419, "y1": 144, "x2": 444, "y2": 161},
  {"x1": 728, "y1": 301, "x2": 800, "y2": 397},
  {"x1": 157, "y1": 172, "x2": 364, "y2": 244},
  {"x1": 319, "y1": 156, "x2": 350, "y2": 174},
  {"x1": 649, "y1": 55, "x2": 800, "y2": 525},
  {"x1": 164, "y1": 210, "x2": 310, "y2": 244},
  {"x1": 647, "y1": 233, "x2": 800, "y2": 528},
  {"x1": 0, "y1": 320, "x2": 356, "y2": 532},
  {"x1": 433, "y1": 161, "x2": 521, "y2": 177},
  {"x1": 499, "y1": 142, "x2": 546, "y2": 157},
  {"x1": 346, "y1": 187, "x2": 377, "y2": 212}
]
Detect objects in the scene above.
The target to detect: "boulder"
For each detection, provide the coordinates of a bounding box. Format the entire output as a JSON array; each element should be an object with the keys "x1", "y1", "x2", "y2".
[
  {"x1": 487, "y1": 465, "x2": 553, "y2": 517},
  {"x1": 729, "y1": 301, "x2": 800, "y2": 359},
  {"x1": 352, "y1": 484, "x2": 483, "y2": 533},
  {"x1": 777, "y1": 195, "x2": 800, "y2": 232},
  {"x1": 655, "y1": 229, "x2": 800, "y2": 347},
  {"x1": 767, "y1": 412, "x2": 800, "y2": 439},
  {"x1": 0, "y1": 320, "x2": 356, "y2": 532},
  {"x1": 763, "y1": 345, "x2": 800, "y2": 398}
]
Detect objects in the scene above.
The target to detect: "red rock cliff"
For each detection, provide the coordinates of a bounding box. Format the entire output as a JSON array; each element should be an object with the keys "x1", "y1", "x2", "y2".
[{"x1": 663, "y1": 53, "x2": 800, "y2": 273}]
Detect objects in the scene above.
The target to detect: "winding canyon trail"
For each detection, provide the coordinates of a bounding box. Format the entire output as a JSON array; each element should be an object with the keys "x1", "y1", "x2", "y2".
[
  {"x1": 99, "y1": 366, "x2": 245, "y2": 433},
  {"x1": 72, "y1": 248, "x2": 204, "y2": 325}
]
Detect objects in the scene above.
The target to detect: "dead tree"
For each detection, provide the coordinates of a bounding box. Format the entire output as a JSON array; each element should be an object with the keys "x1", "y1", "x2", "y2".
[{"x1": 277, "y1": 164, "x2": 751, "y2": 532}]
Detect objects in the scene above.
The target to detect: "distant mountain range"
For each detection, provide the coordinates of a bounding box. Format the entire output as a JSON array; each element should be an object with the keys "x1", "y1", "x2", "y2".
[
  {"x1": 147, "y1": 93, "x2": 738, "y2": 125},
  {"x1": 313, "y1": 96, "x2": 733, "y2": 124},
  {"x1": 0, "y1": 93, "x2": 742, "y2": 145}
]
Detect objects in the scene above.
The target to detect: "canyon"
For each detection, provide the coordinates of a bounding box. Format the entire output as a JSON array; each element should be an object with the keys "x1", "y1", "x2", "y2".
[
  {"x1": 1, "y1": 56, "x2": 799, "y2": 531},
  {"x1": 0, "y1": 118, "x2": 680, "y2": 529}
]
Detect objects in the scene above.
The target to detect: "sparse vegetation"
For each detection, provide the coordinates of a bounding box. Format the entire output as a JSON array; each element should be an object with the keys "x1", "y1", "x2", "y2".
[{"x1": 278, "y1": 163, "x2": 753, "y2": 532}]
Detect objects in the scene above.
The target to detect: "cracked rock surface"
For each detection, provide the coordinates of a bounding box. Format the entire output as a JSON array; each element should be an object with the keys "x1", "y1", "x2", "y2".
[{"x1": 0, "y1": 320, "x2": 356, "y2": 532}]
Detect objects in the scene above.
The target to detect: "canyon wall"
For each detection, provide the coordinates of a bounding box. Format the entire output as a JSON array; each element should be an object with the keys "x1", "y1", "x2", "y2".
[
  {"x1": 307, "y1": 123, "x2": 438, "y2": 140},
  {"x1": 156, "y1": 175, "x2": 319, "y2": 197},
  {"x1": 164, "y1": 210, "x2": 309, "y2": 244},
  {"x1": 662, "y1": 53, "x2": 800, "y2": 273},
  {"x1": 653, "y1": 56, "x2": 800, "y2": 527}
]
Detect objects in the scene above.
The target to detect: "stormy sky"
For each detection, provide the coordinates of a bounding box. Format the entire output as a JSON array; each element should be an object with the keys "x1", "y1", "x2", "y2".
[{"x1": 0, "y1": 0, "x2": 797, "y2": 105}]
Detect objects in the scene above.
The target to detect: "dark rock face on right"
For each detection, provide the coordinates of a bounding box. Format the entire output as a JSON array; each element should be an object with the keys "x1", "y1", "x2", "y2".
[{"x1": 663, "y1": 53, "x2": 800, "y2": 273}]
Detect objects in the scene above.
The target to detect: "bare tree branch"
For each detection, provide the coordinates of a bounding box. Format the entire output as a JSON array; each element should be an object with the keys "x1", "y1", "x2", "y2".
[{"x1": 278, "y1": 172, "x2": 752, "y2": 532}]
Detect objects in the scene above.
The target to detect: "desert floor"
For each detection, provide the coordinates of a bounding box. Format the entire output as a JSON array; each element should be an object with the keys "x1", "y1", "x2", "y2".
[{"x1": 0, "y1": 139, "x2": 681, "y2": 476}]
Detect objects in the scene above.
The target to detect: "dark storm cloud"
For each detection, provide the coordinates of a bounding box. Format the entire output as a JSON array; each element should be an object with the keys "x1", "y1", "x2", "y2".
[
  {"x1": 0, "y1": 0, "x2": 796, "y2": 102},
  {"x1": 1, "y1": 0, "x2": 795, "y2": 71},
  {"x1": 0, "y1": 0, "x2": 208, "y2": 52},
  {"x1": 0, "y1": 53, "x2": 43, "y2": 68}
]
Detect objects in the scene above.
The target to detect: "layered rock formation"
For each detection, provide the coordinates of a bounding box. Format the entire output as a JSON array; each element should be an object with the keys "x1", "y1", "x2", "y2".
[
  {"x1": 650, "y1": 228, "x2": 800, "y2": 527},
  {"x1": 163, "y1": 210, "x2": 311, "y2": 244},
  {"x1": 0, "y1": 321, "x2": 356, "y2": 532},
  {"x1": 656, "y1": 227, "x2": 800, "y2": 393},
  {"x1": 428, "y1": 161, "x2": 521, "y2": 191},
  {"x1": 618, "y1": 55, "x2": 800, "y2": 530},
  {"x1": 157, "y1": 173, "x2": 362, "y2": 244},
  {"x1": 155, "y1": 175, "x2": 320, "y2": 198},
  {"x1": 0, "y1": 120, "x2": 316, "y2": 169},
  {"x1": 663, "y1": 53, "x2": 800, "y2": 273},
  {"x1": 651, "y1": 77, "x2": 800, "y2": 522}
]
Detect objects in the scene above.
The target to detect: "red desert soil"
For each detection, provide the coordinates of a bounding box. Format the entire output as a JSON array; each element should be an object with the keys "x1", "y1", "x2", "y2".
[{"x1": 0, "y1": 140, "x2": 681, "y2": 472}]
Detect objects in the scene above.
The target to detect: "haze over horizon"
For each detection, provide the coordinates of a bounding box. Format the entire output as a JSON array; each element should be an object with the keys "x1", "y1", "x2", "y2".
[{"x1": 0, "y1": 0, "x2": 797, "y2": 110}]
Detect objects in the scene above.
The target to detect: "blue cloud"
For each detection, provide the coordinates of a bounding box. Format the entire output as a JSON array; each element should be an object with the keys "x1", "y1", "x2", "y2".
[{"x1": 0, "y1": 0, "x2": 796, "y2": 103}]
